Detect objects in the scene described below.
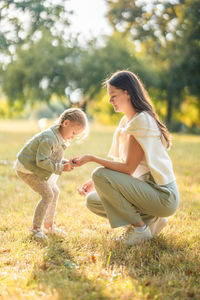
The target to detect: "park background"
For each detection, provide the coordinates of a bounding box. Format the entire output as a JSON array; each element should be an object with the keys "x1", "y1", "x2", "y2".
[{"x1": 0, "y1": 0, "x2": 200, "y2": 299}]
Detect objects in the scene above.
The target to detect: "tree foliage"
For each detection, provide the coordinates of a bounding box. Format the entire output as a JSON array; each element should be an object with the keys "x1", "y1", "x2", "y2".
[
  {"x1": 1, "y1": 31, "x2": 160, "y2": 113},
  {"x1": 77, "y1": 33, "x2": 160, "y2": 98},
  {"x1": 0, "y1": 0, "x2": 78, "y2": 109},
  {"x1": 0, "y1": 0, "x2": 199, "y2": 129},
  {"x1": 2, "y1": 31, "x2": 82, "y2": 106},
  {"x1": 106, "y1": 0, "x2": 200, "y2": 124},
  {"x1": 0, "y1": 0, "x2": 72, "y2": 54}
]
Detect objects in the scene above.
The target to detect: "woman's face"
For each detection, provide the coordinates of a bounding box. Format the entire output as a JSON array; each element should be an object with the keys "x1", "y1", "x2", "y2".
[{"x1": 107, "y1": 84, "x2": 130, "y2": 113}]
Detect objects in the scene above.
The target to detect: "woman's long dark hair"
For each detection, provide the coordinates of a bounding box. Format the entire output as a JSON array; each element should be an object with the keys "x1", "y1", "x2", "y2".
[{"x1": 106, "y1": 70, "x2": 171, "y2": 148}]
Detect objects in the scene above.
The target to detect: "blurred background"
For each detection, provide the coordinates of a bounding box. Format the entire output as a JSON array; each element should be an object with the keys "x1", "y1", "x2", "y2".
[{"x1": 0, "y1": 0, "x2": 200, "y2": 132}]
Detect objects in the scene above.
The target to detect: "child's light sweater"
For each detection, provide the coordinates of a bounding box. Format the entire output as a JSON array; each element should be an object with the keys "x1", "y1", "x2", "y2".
[
  {"x1": 16, "y1": 125, "x2": 67, "y2": 180},
  {"x1": 108, "y1": 112, "x2": 176, "y2": 185}
]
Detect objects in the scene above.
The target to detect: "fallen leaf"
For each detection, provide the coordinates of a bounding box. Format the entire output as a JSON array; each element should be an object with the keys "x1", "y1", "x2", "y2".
[
  {"x1": 0, "y1": 249, "x2": 11, "y2": 254},
  {"x1": 91, "y1": 254, "x2": 96, "y2": 263}
]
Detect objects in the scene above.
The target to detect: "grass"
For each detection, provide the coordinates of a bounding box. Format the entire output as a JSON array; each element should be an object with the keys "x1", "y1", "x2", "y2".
[{"x1": 0, "y1": 119, "x2": 200, "y2": 300}]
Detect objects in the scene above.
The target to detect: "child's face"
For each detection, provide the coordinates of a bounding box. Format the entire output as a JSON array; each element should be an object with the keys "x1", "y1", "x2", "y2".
[{"x1": 60, "y1": 120, "x2": 84, "y2": 141}]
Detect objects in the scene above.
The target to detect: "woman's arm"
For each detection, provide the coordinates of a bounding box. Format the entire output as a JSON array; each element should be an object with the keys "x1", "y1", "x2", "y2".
[{"x1": 73, "y1": 135, "x2": 144, "y2": 175}]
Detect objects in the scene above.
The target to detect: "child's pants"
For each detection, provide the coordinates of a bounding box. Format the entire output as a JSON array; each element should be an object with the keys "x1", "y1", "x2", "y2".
[
  {"x1": 86, "y1": 167, "x2": 179, "y2": 228},
  {"x1": 17, "y1": 171, "x2": 59, "y2": 229}
]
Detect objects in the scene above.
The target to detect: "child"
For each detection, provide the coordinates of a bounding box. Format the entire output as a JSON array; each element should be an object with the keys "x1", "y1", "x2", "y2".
[{"x1": 14, "y1": 108, "x2": 88, "y2": 241}]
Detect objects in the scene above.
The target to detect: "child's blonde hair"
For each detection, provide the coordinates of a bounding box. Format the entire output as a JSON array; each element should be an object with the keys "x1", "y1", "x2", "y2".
[
  {"x1": 56, "y1": 108, "x2": 89, "y2": 141},
  {"x1": 56, "y1": 108, "x2": 88, "y2": 129}
]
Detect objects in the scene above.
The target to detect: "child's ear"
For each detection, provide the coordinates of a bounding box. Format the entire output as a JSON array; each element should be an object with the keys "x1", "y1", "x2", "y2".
[{"x1": 62, "y1": 119, "x2": 70, "y2": 127}]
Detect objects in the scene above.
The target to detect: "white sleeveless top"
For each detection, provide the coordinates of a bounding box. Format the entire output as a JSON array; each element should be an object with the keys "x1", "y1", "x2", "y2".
[{"x1": 108, "y1": 112, "x2": 176, "y2": 185}]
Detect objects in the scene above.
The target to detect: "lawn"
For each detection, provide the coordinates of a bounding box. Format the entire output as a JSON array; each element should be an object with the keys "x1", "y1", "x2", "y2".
[{"x1": 0, "y1": 120, "x2": 200, "y2": 300}]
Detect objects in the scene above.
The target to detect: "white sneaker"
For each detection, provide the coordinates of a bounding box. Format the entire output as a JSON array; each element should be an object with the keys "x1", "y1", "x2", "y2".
[
  {"x1": 149, "y1": 217, "x2": 168, "y2": 236},
  {"x1": 31, "y1": 228, "x2": 48, "y2": 241},
  {"x1": 43, "y1": 225, "x2": 67, "y2": 236},
  {"x1": 117, "y1": 225, "x2": 153, "y2": 245}
]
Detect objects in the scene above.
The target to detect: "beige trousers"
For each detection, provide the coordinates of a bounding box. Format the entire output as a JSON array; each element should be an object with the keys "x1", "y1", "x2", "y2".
[
  {"x1": 86, "y1": 167, "x2": 179, "y2": 228},
  {"x1": 17, "y1": 171, "x2": 59, "y2": 229}
]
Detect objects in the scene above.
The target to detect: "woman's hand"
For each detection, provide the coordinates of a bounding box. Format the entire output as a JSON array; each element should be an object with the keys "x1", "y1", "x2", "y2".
[
  {"x1": 71, "y1": 155, "x2": 93, "y2": 167},
  {"x1": 77, "y1": 179, "x2": 95, "y2": 196}
]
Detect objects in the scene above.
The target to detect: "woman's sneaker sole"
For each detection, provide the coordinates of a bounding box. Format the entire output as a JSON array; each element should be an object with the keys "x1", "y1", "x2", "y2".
[{"x1": 149, "y1": 217, "x2": 168, "y2": 236}]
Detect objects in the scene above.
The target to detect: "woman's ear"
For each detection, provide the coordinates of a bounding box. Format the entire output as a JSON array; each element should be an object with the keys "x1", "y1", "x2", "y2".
[{"x1": 125, "y1": 90, "x2": 131, "y2": 100}]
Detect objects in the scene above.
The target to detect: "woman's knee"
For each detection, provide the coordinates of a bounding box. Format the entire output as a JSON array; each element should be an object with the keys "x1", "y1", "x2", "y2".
[
  {"x1": 162, "y1": 206, "x2": 178, "y2": 217},
  {"x1": 85, "y1": 192, "x2": 94, "y2": 209},
  {"x1": 153, "y1": 203, "x2": 178, "y2": 218},
  {"x1": 92, "y1": 166, "x2": 108, "y2": 183},
  {"x1": 85, "y1": 191, "x2": 100, "y2": 211}
]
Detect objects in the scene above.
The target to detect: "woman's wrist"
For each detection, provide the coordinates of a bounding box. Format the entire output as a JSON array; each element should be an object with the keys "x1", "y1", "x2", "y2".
[
  {"x1": 90, "y1": 155, "x2": 102, "y2": 164},
  {"x1": 88, "y1": 154, "x2": 95, "y2": 162}
]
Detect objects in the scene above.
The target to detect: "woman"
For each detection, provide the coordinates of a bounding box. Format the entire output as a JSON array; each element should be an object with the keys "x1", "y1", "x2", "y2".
[{"x1": 73, "y1": 70, "x2": 179, "y2": 245}]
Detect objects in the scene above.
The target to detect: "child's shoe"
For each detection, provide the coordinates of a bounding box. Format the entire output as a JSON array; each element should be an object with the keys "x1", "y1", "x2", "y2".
[
  {"x1": 31, "y1": 228, "x2": 48, "y2": 241},
  {"x1": 117, "y1": 225, "x2": 152, "y2": 245},
  {"x1": 43, "y1": 225, "x2": 67, "y2": 237},
  {"x1": 149, "y1": 217, "x2": 168, "y2": 236}
]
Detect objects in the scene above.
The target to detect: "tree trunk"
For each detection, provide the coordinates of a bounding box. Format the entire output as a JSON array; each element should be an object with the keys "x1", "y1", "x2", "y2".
[{"x1": 166, "y1": 97, "x2": 172, "y2": 126}]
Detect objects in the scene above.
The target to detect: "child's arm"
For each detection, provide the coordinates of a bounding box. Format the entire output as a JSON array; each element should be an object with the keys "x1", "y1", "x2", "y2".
[
  {"x1": 62, "y1": 159, "x2": 69, "y2": 164},
  {"x1": 36, "y1": 138, "x2": 73, "y2": 174}
]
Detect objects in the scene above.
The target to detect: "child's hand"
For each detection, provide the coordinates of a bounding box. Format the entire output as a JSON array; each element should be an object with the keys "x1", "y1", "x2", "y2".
[
  {"x1": 71, "y1": 155, "x2": 92, "y2": 167},
  {"x1": 77, "y1": 179, "x2": 95, "y2": 196},
  {"x1": 62, "y1": 159, "x2": 69, "y2": 164},
  {"x1": 63, "y1": 161, "x2": 74, "y2": 172}
]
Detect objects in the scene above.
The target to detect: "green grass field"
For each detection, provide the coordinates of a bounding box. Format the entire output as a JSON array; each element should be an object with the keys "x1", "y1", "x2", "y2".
[{"x1": 0, "y1": 120, "x2": 200, "y2": 300}]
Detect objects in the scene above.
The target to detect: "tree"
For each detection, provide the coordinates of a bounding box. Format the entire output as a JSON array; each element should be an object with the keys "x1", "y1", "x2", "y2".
[
  {"x1": 76, "y1": 33, "x2": 160, "y2": 112},
  {"x1": 0, "y1": 0, "x2": 72, "y2": 54},
  {"x1": 2, "y1": 31, "x2": 82, "y2": 108},
  {"x1": 79, "y1": 33, "x2": 160, "y2": 96},
  {"x1": 106, "y1": 0, "x2": 200, "y2": 125},
  {"x1": 0, "y1": 0, "x2": 81, "y2": 110}
]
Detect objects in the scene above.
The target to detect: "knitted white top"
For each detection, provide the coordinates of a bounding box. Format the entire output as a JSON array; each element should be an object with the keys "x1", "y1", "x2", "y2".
[{"x1": 108, "y1": 111, "x2": 176, "y2": 185}]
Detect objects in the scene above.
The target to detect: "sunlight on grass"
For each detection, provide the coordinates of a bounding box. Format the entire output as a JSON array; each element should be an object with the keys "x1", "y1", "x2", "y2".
[{"x1": 0, "y1": 120, "x2": 200, "y2": 299}]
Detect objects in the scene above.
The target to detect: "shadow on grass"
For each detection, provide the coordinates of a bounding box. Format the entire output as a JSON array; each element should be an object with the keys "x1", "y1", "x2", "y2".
[
  {"x1": 103, "y1": 233, "x2": 200, "y2": 299},
  {"x1": 26, "y1": 228, "x2": 200, "y2": 299},
  {"x1": 28, "y1": 236, "x2": 108, "y2": 300}
]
